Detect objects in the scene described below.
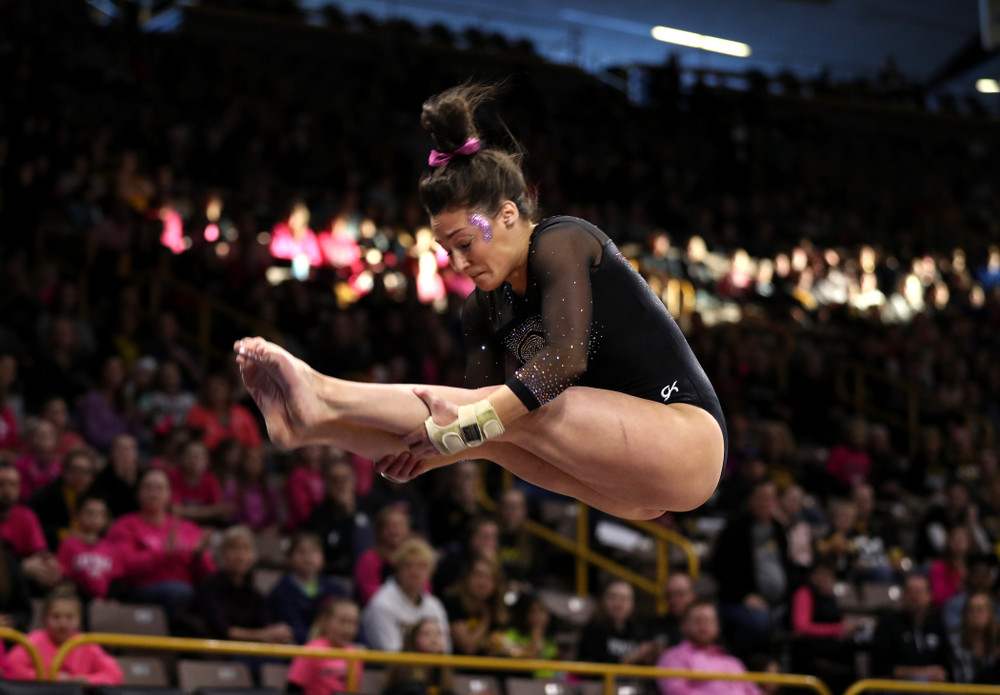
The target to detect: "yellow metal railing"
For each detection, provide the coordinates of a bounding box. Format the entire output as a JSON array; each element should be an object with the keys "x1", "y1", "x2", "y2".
[
  {"x1": 479, "y1": 473, "x2": 699, "y2": 615},
  {"x1": 836, "y1": 361, "x2": 996, "y2": 456},
  {"x1": 49, "y1": 632, "x2": 831, "y2": 695},
  {"x1": 844, "y1": 679, "x2": 1000, "y2": 695},
  {"x1": 0, "y1": 626, "x2": 45, "y2": 680}
]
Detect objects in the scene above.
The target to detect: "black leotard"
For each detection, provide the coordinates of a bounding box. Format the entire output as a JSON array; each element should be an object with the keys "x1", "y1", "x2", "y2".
[{"x1": 462, "y1": 216, "x2": 727, "y2": 462}]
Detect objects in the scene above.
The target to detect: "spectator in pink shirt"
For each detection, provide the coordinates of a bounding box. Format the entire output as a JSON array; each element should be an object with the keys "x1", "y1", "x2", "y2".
[
  {"x1": 269, "y1": 201, "x2": 324, "y2": 268},
  {"x1": 656, "y1": 601, "x2": 761, "y2": 695},
  {"x1": 14, "y1": 419, "x2": 62, "y2": 502},
  {"x1": 929, "y1": 525, "x2": 970, "y2": 611},
  {"x1": 789, "y1": 559, "x2": 859, "y2": 692},
  {"x1": 0, "y1": 353, "x2": 21, "y2": 455},
  {"x1": 285, "y1": 445, "x2": 325, "y2": 532},
  {"x1": 57, "y1": 496, "x2": 122, "y2": 601},
  {"x1": 287, "y1": 597, "x2": 364, "y2": 695},
  {"x1": 354, "y1": 506, "x2": 412, "y2": 606},
  {"x1": 185, "y1": 374, "x2": 262, "y2": 451},
  {"x1": 0, "y1": 463, "x2": 62, "y2": 590},
  {"x1": 825, "y1": 416, "x2": 872, "y2": 495},
  {"x1": 105, "y1": 468, "x2": 215, "y2": 617},
  {"x1": 5, "y1": 587, "x2": 123, "y2": 684},
  {"x1": 168, "y1": 439, "x2": 230, "y2": 526}
]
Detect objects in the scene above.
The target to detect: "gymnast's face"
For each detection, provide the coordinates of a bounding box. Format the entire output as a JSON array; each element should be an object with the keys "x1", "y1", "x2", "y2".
[{"x1": 432, "y1": 202, "x2": 525, "y2": 292}]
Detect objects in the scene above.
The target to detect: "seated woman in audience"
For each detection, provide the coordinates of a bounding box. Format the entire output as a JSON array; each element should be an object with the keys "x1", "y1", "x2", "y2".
[
  {"x1": 222, "y1": 444, "x2": 282, "y2": 533},
  {"x1": 493, "y1": 592, "x2": 560, "y2": 677},
  {"x1": 90, "y1": 433, "x2": 142, "y2": 518},
  {"x1": 288, "y1": 597, "x2": 364, "y2": 695},
  {"x1": 383, "y1": 618, "x2": 456, "y2": 695},
  {"x1": 168, "y1": 439, "x2": 231, "y2": 526},
  {"x1": 930, "y1": 525, "x2": 970, "y2": 611},
  {"x1": 577, "y1": 580, "x2": 661, "y2": 665},
  {"x1": 105, "y1": 468, "x2": 215, "y2": 616},
  {"x1": 193, "y1": 525, "x2": 292, "y2": 644},
  {"x1": 57, "y1": 495, "x2": 122, "y2": 601},
  {"x1": 814, "y1": 498, "x2": 858, "y2": 581},
  {"x1": 433, "y1": 514, "x2": 500, "y2": 595},
  {"x1": 789, "y1": 558, "x2": 858, "y2": 692},
  {"x1": 948, "y1": 590, "x2": 1000, "y2": 683},
  {"x1": 78, "y1": 354, "x2": 142, "y2": 454},
  {"x1": 442, "y1": 556, "x2": 508, "y2": 657},
  {"x1": 362, "y1": 538, "x2": 451, "y2": 652},
  {"x1": 269, "y1": 533, "x2": 348, "y2": 645},
  {"x1": 355, "y1": 506, "x2": 413, "y2": 606},
  {"x1": 5, "y1": 586, "x2": 124, "y2": 684},
  {"x1": 30, "y1": 447, "x2": 99, "y2": 551}
]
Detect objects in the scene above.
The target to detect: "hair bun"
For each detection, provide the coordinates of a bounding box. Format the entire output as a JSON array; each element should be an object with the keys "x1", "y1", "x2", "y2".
[{"x1": 421, "y1": 84, "x2": 494, "y2": 153}]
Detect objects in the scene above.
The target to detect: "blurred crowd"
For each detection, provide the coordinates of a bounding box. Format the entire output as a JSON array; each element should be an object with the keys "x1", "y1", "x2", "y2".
[{"x1": 2, "y1": 0, "x2": 1000, "y2": 691}]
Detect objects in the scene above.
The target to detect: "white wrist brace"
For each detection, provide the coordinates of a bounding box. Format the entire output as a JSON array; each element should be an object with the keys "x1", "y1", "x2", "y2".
[{"x1": 425, "y1": 399, "x2": 505, "y2": 455}]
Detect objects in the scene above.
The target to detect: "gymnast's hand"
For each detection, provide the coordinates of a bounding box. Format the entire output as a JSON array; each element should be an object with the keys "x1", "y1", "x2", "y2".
[{"x1": 403, "y1": 386, "x2": 461, "y2": 458}]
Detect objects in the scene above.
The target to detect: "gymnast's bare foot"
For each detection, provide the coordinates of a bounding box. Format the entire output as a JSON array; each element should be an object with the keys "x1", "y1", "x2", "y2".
[{"x1": 234, "y1": 337, "x2": 327, "y2": 449}]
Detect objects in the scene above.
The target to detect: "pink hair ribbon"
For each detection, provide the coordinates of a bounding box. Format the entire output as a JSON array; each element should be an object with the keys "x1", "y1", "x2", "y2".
[{"x1": 428, "y1": 137, "x2": 480, "y2": 167}]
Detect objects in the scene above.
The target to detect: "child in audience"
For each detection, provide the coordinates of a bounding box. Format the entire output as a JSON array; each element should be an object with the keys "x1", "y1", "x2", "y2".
[
  {"x1": 383, "y1": 618, "x2": 456, "y2": 695},
  {"x1": 56, "y1": 495, "x2": 122, "y2": 600},
  {"x1": 287, "y1": 597, "x2": 364, "y2": 695},
  {"x1": 4, "y1": 587, "x2": 124, "y2": 683},
  {"x1": 269, "y1": 533, "x2": 348, "y2": 644}
]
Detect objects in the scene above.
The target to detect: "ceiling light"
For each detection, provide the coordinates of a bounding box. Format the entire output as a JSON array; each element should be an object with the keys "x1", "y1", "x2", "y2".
[
  {"x1": 651, "y1": 26, "x2": 751, "y2": 57},
  {"x1": 977, "y1": 78, "x2": 1000, "y2": 93}
]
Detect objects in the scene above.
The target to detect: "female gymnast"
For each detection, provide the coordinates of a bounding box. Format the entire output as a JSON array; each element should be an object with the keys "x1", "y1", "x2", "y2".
[{"x1": 234, "y1": 83, "x2": 726, "y2": 520}]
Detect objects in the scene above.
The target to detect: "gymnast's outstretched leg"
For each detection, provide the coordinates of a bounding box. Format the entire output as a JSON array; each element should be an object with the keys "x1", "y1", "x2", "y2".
[{"x1": 235, "y1": 337, "x2": 722, "y2": 515}]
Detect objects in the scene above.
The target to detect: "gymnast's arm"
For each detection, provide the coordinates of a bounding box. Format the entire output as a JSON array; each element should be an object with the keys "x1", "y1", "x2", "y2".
[{"x1": 479, "y1": 222, "x2": 600, "y2": 426}]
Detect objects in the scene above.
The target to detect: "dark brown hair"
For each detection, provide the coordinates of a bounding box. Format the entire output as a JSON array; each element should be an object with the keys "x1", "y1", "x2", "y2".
[{"x1": 418, "y1": 83, "x2": 537, "y2": 220}]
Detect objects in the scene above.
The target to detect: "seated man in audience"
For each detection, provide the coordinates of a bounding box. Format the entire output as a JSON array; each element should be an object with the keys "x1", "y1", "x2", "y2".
[
  {"x1": 194, "y1": 525, "x2": 293, "y2": 644},
  {"x1": 870, "y1": 573, "x2": 949, "y2": 683},
  {"x1": 656, "y1": 600, "x2": 761, "y2": 695},
  {"x1": 650, "y1": 573, "x2": 698, "y2": 649},
  {"x1": 577, "y1": 580, "x2": 662, "y2": 667},
  {"x1": 0, "y1": 462, "x2": 62, "y2": 591},
  {"x1": 361, "y1": 537, "x2": 451, "y2": 653},
  {"x1": 308, "y1": 459, "x2": 373, "y2": 578},
  {"x1": 710, "y1": 479, "x2": 792, "y2": 659}
]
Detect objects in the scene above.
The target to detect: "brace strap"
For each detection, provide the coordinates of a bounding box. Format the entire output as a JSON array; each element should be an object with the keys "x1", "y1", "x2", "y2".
[{"x1": 425, "y1": 400, "x2": 505, "y2": 455}]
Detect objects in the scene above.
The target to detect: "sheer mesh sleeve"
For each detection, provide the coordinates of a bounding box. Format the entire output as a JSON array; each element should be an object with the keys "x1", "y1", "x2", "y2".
[
  {"x1": 505, "y1": 223, "x2": 602, "y2": 409},
  {"x1": 462, "y1": 291, "x2": 506, "y2": 389}
]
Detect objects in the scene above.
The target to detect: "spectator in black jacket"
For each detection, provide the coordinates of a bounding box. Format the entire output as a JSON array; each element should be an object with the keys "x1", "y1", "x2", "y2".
[
  {"x1": 710, "y1": 479, "x2": 792, "y2": 659},
  {"x1": 307, "y1": 459, "x2": 374, "y2": 578},
  {"x1": 870, "y1": 572, "x2": 948, "y2": 682},
  {"x1": 29, "y1": 448, "x2": 98, "y2": 551},
  {"x1": 193, "y1": 525, "x2": 292, "y2": 644}
]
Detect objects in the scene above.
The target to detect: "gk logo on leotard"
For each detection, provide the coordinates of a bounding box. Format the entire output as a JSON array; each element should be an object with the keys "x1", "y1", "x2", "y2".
[{"x1": 661, "y1": 381, "x2": 679, "y2": 402}]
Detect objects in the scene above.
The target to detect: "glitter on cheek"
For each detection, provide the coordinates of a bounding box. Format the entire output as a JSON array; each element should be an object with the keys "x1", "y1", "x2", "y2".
[{"x1": 468, "y1": 214, "x2": 492, "y2": 243}]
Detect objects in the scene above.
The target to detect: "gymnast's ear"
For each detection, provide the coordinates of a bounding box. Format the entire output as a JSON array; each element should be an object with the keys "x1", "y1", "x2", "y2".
[{"x1": 500, "y1": 200, "x2": 518, "y2": 226}]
